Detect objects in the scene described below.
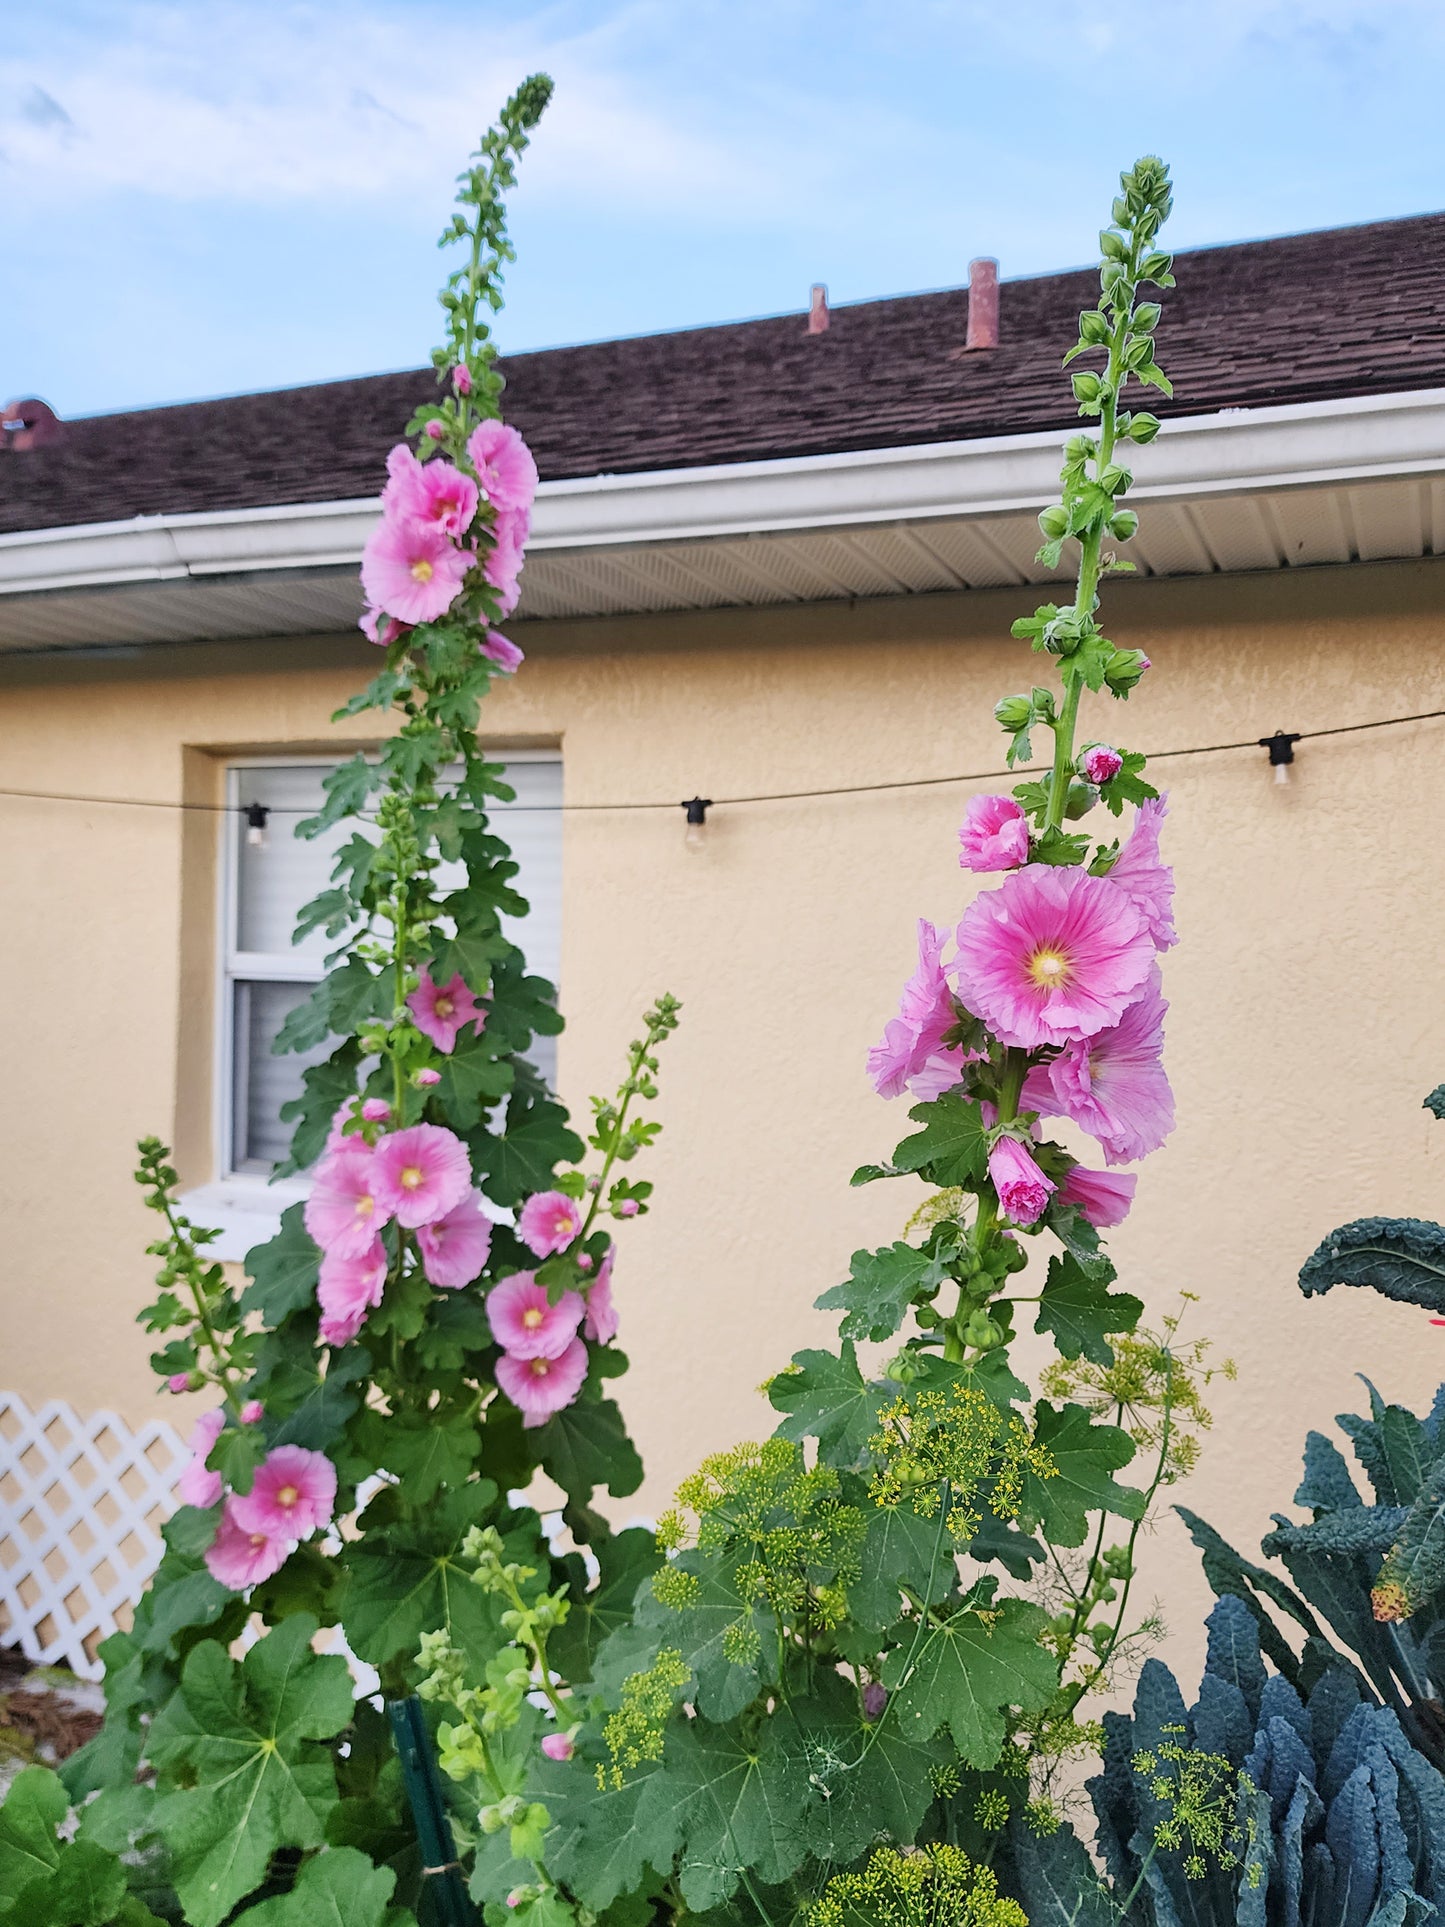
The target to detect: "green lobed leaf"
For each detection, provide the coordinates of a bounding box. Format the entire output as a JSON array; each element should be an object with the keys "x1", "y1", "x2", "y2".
[
  {"x1": 881, "y1": 1589, "x2": 1059, "y2": 1766},
  {"x1": 435, "y1": 1025, "x2": 515, "y2": 1130},
  {"x1": 1298, "y1": 1216, "x2": 1445, "y2": 1315},
  {"x1": 0, "y1": 1766, "x2": 66, "y2": 1908},
  {"x1": 787, "y1": 1671, "x2": 948, "y2": 1864},
  {"x1": 338, "y1": 1480, "x2": 510, "y2": 1673},
  {"x1": 240, "y1": 1203, "x2": 321, "y2": 1323},
  {"x1": 472, "y1": 1098, "x2": 585, "y2": 1208},
  {"x1": 534, "y1": 1755, "x2": 681, "y2": 1914},
  {"x1": 232, "y1": 1846, "x2": 399, "y2": 1927},
  {"x1": 892, "y1": 1094, "x2": 989, "y2": 1188},
  {"x1": 850, "y1": 1500, "x2": 952, "y2": 1632},
  {"x1": 816, "y1": 1241, "x2": 952, "y2": 1343},
  {"x1": 768, "y1": 1342, "x2": 889, "y2": 1469},
  {"x1": 551, "y1": 1528, "x2": 662, "y2": 1687},
  {"x1": 1034, "y1": 1252, "x2": 1142, "y2": 1365},
  {"x1": 351, "y1": 1406, "x2": 479, "y2": 1504},
  {"x1": 1018, "y1": 1401, "x2": 1143, "y2": 1548},
  {"x1": 662, "y1": 1715, "x2": 812, "y2": 1912},
  {"x1": 536, "y1": 1395, "x2": 644, "y2": 1505},
  {"x1": 638, "y1": 1553, "x2": 768, "y2": 1721}
]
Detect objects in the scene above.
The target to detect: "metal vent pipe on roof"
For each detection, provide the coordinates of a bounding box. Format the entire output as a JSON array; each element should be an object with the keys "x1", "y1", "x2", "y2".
[
  {"x1": 1, "y1": 399, "x2": 63, "y2": 451},
  {"x1": 965, "y1": 259, "x2": 999, "y2": 351}
]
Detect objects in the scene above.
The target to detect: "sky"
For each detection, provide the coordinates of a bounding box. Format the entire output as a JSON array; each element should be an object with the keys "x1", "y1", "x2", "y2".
[{"x1": 5, "y1": 0, "x2": 1445, "y2": 419}]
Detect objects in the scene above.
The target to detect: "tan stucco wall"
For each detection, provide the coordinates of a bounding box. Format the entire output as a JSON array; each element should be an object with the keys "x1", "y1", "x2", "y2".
[{"x1": 3, "y1": 557, "x2": 1444, "y2": 1688}]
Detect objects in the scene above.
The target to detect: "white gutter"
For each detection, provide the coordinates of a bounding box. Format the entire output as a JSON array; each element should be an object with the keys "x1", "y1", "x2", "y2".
[{"x1": 2, "y1": 386, "x2": 1443, "y2": 598}]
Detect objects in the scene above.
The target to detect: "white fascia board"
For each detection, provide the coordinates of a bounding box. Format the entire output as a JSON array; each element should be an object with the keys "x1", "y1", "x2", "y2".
[{"x1": 2, "y1": 386, "x2": 1443, "y2": 597}]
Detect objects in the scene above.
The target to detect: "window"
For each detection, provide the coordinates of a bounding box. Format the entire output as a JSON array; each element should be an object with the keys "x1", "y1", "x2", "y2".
[{"x1": 202, "y1": 753, "x2": 561, "y2": 1235}]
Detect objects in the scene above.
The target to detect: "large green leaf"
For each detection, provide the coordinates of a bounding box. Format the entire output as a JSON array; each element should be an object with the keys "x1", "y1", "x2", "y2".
[
  {"x1": 768, "y1": 1342, "x2": 888, "y2": 1469},
  {"x1": 233, "y1": 1846, "x2": 398, "y2": 1927},
  {"x1": 662, "y1": 1716, "x2": 812, "y2": 1912},
  {"x1": 788, "y1": 1671, "x2": 946, "y2": 1864},
  {"x1": 881, "y1": 1589, "x2": 1058, "y2": 1765},
  {"x1": 1018, "y1": 1401, "x2": 1143, "y2": 1548},
  {"x1": 350, "y1": 1406, "x2": 479, "y2": 1504},
  {"x1": 1298, "y1": 1216, "x2": 1445, "y2": 1314},
  {"x1": 435, "y1": 1025, "x2": 515, "y2": 1131},
  {"x1": 816, "y1": 1241, "x2": 951, "y2": 1343},
  {"x1": 638, "y1": 1553, "x2": 767, "y2": 1721},
  {"x1": 147, "y1": 1614, "x2": 355, "y2": 1927},
  {"x1": 473, "y1": 1100, "x2": 584, "y2": 1207},
  {"x1": 1034, "y1": 1252, "x2": 1142, "y2": 1365},
  {"x1": 850, "y1": 1500, "x2": 951, "y2": 1632},
  {"x1": 536, "y1": 1395, "x2": 643, "y2": 1504},
  {"x1": 240, "y1": 1204, "x2": 320, "y2": 1323},
  {"x1": 535, "y1": 1758, "x2": 683, "y2": 1913},
  {"x1": 0, "y1": 1766, "x2": 67, "y2": 1907},
  {"x1": 1373, "y1": 1461, "x2": 1445, "y2": 1618},
  {"x1": 338, "y1": 1481, "x2": 507, "y2": 1672},
  {"x1": 552, "y1": 1528, "x2": 661, "y2": 1686},
  {"x1": 892, "y1": 1094, "x2": 989, "y2": 1187}
]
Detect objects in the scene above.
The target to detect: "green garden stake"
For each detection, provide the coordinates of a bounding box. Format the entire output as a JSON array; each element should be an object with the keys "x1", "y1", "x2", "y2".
[{"x1": 388, "y1": 1694, "x2": 479, "y2": 1927}]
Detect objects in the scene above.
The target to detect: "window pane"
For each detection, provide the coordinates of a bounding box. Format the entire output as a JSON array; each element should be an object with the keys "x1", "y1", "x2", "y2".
[
  {"x1": 232, "y1": 980, "x2": 334, "y2": 1170},
  {"x1": 235, "y1": 765, "x2": 360, "y2": 959}
]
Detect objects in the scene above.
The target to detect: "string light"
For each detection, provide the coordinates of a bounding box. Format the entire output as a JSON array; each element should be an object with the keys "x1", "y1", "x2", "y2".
[
  {"x1": 244, "y1": 802, "x2": 270, "y2": 848},
  {"x1": 681, "y1": 796, "x2": 712, "y2": 852},
  {"x1": 1258, "y1": 731, "x2": 1301, "y2": 787}
]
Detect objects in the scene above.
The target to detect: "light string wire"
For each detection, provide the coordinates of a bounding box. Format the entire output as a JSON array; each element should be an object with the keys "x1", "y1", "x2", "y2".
[{"x1": 0, "y1": 705, "x2": 1441, "y2": 816}]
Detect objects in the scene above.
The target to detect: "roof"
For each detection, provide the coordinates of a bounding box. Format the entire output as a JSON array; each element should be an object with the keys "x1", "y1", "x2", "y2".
[{"x1": 3, "y1": 212, "x2": 1444, "y2": 538}]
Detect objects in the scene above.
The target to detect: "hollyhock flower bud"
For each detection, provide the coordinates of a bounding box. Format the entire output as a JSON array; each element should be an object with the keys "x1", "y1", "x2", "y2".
[
  {"x1": 1078, "y1": 743, "x2": 1123, "y2": 786},
  {"x1": 240, "y1": 1399, "x2": 264, "y2": 1424},
  {"x1": 540, "y1": 1732, "x2": 575, "y2": 1761},
  {"x1": 361, "y1": 1098, "x2": 392, "y2": 1122},
  {"x1": 232, "y1": 1444, "x2": 337, "y2": 1539},
  {"x1": 616, "y1": 1199, "x2": 640, "y2": 1218},
  {"x1": 517, "y1": 1190, "x2": 583, "y2": 1258},
  {"x1": 1104, "y1": 648, "x2": 1150, "y2": 693},
  {"x1": 576, "y1": 1253, "x2": 594, "y2": 1272},
  {"x1": 452, "y1": 364, "x2": 473, "y2": 396},
  {"x1": 496, "y1": 1338, "x2": 589, "y2": 1427},
  {"x1": 994, "y1": 694, "x2": 1033, "y2": 731},
  {"x1": 958, "y1": 794, "x2": 1030, "y2": 872},
  {"x1": 862, "y1": 1682, "x2": 888, "y2": 1721},
  {"x1": 167, "y1": 1372, "x2": 192, "y2": 1394},
  {"x1": 423, "y1": 419, "x2": 446, "y2": 441},
  {"x1": 987, "y1": 1135, "x2": 1056, "y2": 1226},
  {"x1": 415, "y1": 1067, "x2": 442, "y2": 1086},
  {"x1": 204, "y1": 1498, "x2": 290, "y2": 1591},
  {"x1": 407, "y1": 968, "x2": 485, "y2": 1053},
  {"x1": 487, "y1": 1273, "x2": 584, "y2": 1359},
  {"x1": 372, "y1": 1123, "x2": 473, "y2": 1228}
]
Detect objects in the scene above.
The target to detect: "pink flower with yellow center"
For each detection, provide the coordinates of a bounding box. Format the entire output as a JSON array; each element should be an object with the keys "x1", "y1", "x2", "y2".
[
  {"x1": 417, "y1": 1190, "x2": 493, "y2": 1290},
  {"x1": 317, "y1": 1236, "x2": 388, "y2": 1347},
  {"x1": 382, "y1": 443, "x2": 480, "y2": 540},
  {"x1": 466, "y1": 420, "x2": 538, "y2": 514},
  {"x1": 496, "y1": 1337, "x2": 589, "y2": 1427},
  {"x1": 987, "y1": 1135, "x2": 1055, "y2": 1226},
  {"x1": 952, "y1": 864, "x2": 1154, "y2": 1050},
  {"x1": 487, "y1": 1272, "x2": 585, "y2": 1359},
  {"x1": 232, "y1": 1445, "x2": 337, "y2": 1540},
  {"x1": 407, "y1": 967, "x2": 485, "y2": 1054},
  {"x1": 360, "y1": 514, "x2": 470, "y2": 626},
  {"x1": 517, "y1": 1189, "x2": 583, "y2": 1258},
  {"x1": 306, "y1": 1144, "x2": 393, "y2": 1259},
  {"x1": 204, "y1": 1498, "x2": 290, "y2": 1590},
  {"x1": 371, "y1": 1123, "x2": 473, "y2": 1228}
]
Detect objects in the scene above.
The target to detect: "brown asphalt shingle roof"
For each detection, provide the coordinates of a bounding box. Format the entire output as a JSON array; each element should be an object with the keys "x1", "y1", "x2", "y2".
[{"x1": 2, "y1": 213, "x2": 1443, "y2": 538}]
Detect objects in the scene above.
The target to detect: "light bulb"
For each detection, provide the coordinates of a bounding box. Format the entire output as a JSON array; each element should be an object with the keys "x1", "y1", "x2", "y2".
[
  {"x1": 685, "y1": 819, "x2": 707, "y2": 851},
  {"x1": 1273, "y1": 760, "x2": 1290, "y2": 788},
  {"x1": 245, "y1": 803, "x2": 269, "y2": 849}
]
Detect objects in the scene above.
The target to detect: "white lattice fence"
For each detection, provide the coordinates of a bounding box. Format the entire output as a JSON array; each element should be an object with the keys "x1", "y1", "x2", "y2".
[{"x1": 0, "y1": 1392, "x2": 187, "y2": 1679}]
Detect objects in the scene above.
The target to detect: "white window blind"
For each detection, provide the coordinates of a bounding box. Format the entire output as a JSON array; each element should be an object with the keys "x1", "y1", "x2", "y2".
[{"x1": 220, "y1": 754, "x2": 562, "y2": 1177}]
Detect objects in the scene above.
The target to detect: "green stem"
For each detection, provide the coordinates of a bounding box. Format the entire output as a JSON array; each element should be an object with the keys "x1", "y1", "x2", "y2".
[
  {"x1": 576, "y1": 1011, "x2": 669, "y2": 1245},
  {"x1": 160, "y1": 1193, "x2": 242, "y2": 1416}
]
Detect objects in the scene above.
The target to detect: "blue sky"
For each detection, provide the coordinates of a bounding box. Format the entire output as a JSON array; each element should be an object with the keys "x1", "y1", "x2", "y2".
[{"x1": 5, "y1": 0, "x2": 1445, "y2": 418}]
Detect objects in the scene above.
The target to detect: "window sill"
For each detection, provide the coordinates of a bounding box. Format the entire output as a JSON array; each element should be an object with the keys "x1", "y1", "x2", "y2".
[{"x1": 179, "y1": 1176, "x2": 311, "y2": 1264}]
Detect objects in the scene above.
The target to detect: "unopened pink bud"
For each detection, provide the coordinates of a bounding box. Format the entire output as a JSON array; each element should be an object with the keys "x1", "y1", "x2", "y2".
[
  {"x1": 506, "y1": 1893, "x2": 526, "y2": 1910},
  {"x1": 423, "y1": 419, "x2": 445, "y2": 441},
  {"x1": 576, "y1": 1253, "x2": 594, "y2": 1273},
  {"x1": 617, "y1": 1199, "x2": 640, "y2": 1218},
  {"x1": 415, "y1": 1067, "x2": 442, "y2": 1086},
  {"x1": 452, "y1": 365, "x2": 473, "y2": 397},
  {"x1": 1078, "y1": 744, "x2": 1123, "y2": 786},
  {"x1": 241, "y1": 1400, "x2": 264, "y2": 1424},
  {"x1": 540, "y1": 1731, "x2": 574, "y2": 1761},
  {"x1": 167, "y1": 1373, "x2": 191, "y2": 1394},
  {"x1": 361, "y1": 1098, "x2": 391, "y2": 1121}
]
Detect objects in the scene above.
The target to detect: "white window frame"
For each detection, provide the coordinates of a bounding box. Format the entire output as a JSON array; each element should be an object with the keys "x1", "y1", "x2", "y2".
[{"x1": 181, "y1": 746, "x2": 561, "y2": 1258}]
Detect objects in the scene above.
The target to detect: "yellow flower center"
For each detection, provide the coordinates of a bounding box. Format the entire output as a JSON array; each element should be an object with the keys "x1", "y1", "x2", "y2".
[
  {"x1": 355, "y1": 1195, "x2": 374, "y2": 1219},
  {"x1": 400, "y1": 1165, "x2": 424, "y2": 1190},
  {"x1": 410, "y1": 558, "x2": 435, "y2": 583},
  {"x1": 529, "y1": 1358, "x2": 551, "y2": 1378},
  {"x1": 249, "y1": 1532, "x2": 268, "y2": 1549},
  {"x1": 521, "y1": 1307, "x2": 544, "y2": 1329},
  {"x1": 277, "y1": 1484, "x2": 299, "y2": 1508},
  {"x1": 1027, "y1": 945, "x2": 1071, "y2": 990},
  {"x1": 436, "y1": 996, "x2": 454, "y2": 1017}
]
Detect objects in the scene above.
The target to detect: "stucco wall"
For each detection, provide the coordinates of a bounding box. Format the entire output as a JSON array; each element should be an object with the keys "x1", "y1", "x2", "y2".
[{"x1": 3, "y1": 555, "x2": 1443, "y2": 1687}]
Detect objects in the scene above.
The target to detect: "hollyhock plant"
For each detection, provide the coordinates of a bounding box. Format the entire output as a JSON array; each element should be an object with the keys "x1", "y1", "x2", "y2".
[
  {"x1": 177, "y1": 1407, "x2": 225, "y2": 1509},
  {"x1": 1078, "y1": 743, "x2": 1124, "y2": 786},
  {"x1": 467, "y1": 418, "x2": 538, "y2": 514},
  {"x1": 360, "y1": 515, "x2": 471, "y2": 626},
  {"x1": 517, "y1": 1188, "x2": 583, "y2": 1257},
  {"x1": 1108, "y1": 795, "x2": 1178, "y2": 950},
  {"x1": 540, "y1": 1732, "x2": 575, "y2": 1762},
  {"x1": 306, "y1": 1142, "x2": 392, "y2": 1259},
  {"x1": 1025, "y1": 968, "x2": 1175, "y2": 1164},
  {"x1": 382, "y1": 443, "x2": 480, "y2": 539},
  {"x1": 953, "y1": 864, "x2": 1154, "y2": 1050},
  {"x1": 1057, "y1": 1163, "x2": 1137, "y2": 1228},
  {"x1": 408, "y1": 967, "x2": 485, "y2": 1052},
  {"x1": 987, "y1": 1134, "x2": 1055, "y2": 1225},
  {"x1": 583, "y1": 1243, "x2": 618, "y2": 1343},
  {"x1": 317, "y1": 1238, "x2": 387, "y2": 1346},
  {"x1": 496, "y1": 1337, "x2": 588, "y2": 1427},
  {"x1": 487, "y1": 1272, "x2": 584, "y2": 1359},
  {"x1": 371, "y1": 1123, "x2": 473, "y2": 1227},
  {"x1": 958, "y1": 794, "x2": 1031, "y2": 872},
  {"x1": 417, "y1": 1190, "x2": 494, "y2": 1289},
  {"x1": 204, "y1": 1499, "x2": 290, "y2": 1590},
  {"x1": 868, "y1": 919, "x2": 970, "y2": 1101},
  {"x1": 232, "y1": 1445, "x2": 337, "y2": 1540}
]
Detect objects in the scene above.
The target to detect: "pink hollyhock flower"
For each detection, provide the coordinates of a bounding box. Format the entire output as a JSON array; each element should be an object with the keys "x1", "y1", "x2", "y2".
[
  {"x1": 418, "y1": 1190, "x2": 493, "y2": 1290},
  {"x1": 167, "y1": 1372, "x2": 191, "y2": 1394},
  {"x1": 987, "y1": 1135, "x2": 1055, "y2": 1226},
  {"x1": 177, "y1": 1408, "x2": 225, "y2": 1509},
  {"x1": 324, "y1": 1100, "x2": 358, "y2": 1154},
  {"x1": 517, "y1": 1189, "x2": 583, "y2": 1257},
  {"x1": 232, "y1": 1445, "x2": 337, "y2": 1540},
  {"x1": 360, "y1": 515, "x2": 470, "y2": 626},
  {"x1": 407, "y1": 968, "x2": 484, "y2": 1053},
  {"x1": 952, "y1": 865, "x2": 1154, "y2": 1050},
  {"x1": 482, "y1": 533, "x2": 523, "y2": 617},
  {"x1": 496, "y1": 1338, "x2": 589, "y2": 1427},
  {"x1": 416, "y1": 1067, "x2": 441, "y2": 1086},
  {"x1": 1057, "y1": 1165, "x2": 1137, "y2": 1228},
  {"x1": 240, "y1": 1399, "x2": 264, "y2": 1424},
  {"x1": 1078, "y1": 744, "x2": 1123, "y2": 786},
  {"x1": 384, "y1": 446, "x2": 480, "y2": 540},
  {"x1": 958, "y1": 795, "x2": 1030, "y2": 873},
  {"x1": 306, "y1": 1144, "x2": 392, "y2": 1259},
  {"x1": 423, "y1": 420, "x2": 445, "y2": 442},
  {"x1": 467, "y1": 420, "x2": 538, "y2": 514},
  {"x1": 204, "y1": 1497, "x2": 290, "y2": 1590},
  {"x1": 584, "y1": 1245, "x2": 618, "y2": 1343},
  {"x1": 867, "y1": 919, "x2": 972, "y2": 1101},
  {"x1": 361, "y1": 1098, "x2": 391, "y2": 1123},
  {"x1": 371, "y1": 1123, "x2": 473, "y2": 1228},
  {"x1": 540, "y1": 1732, "x2": 575, "y2": 1761},
  {"x1": 317, "y1": 1237, "x2": 387, "y2": 1346},
  {"x1": 1108, "y1": 796, "x2": 1177, "y2": 950},
  {"x1": 487, "y1": 1272, "x2": 585, "y2": 1359},
  {"x1": 1024, "y1": 968, "x2": 1175, "y2": 1164},
  {"x1": 481, "y1": 630, "x2": 524, "y2": 672},
  {"x1": 359, "y1": 605, "x2": 410, "y2": 647},
  {"x1": 452, "y1": 364, "x2": 473, "y2": 396}
]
